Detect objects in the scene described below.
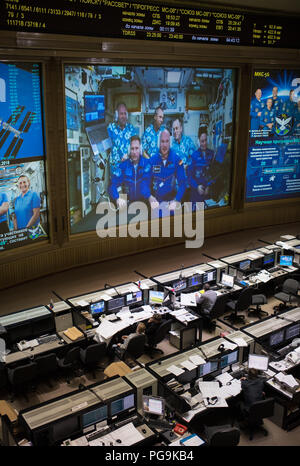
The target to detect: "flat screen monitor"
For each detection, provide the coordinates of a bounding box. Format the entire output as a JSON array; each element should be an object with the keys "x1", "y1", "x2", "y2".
[
  {"x1": 239, "y1": 259, "x2": 251, "y2": 271},
  {"x1": 228, "y1": 267, "x2": 237, "y2": 277},
  {"x1": 110, "y1": 393, "x2": 135, "y2": 417},
  {"x1": 269, "y1": 329, "x2": 285, "y2": 347},
  {"x1": 107, "y1": 296, "x2": 125, "y2": 312},
  {"x1": 248, "y1": 353, "x2": 269, "y2": 371},
  {"x1": 126, "y1": 290, "x2": 143, "y2": 306},
  {"x1": 188, "y1": 274, "x2": 203, "y2": 288},
  {"x1": 220, "y1": 349, "x2": 239, "y2": 369},
  {"x1": 84, "y1": 93, "x2": 105, "y2": 123},
  {"x1": 236, "y1": 270, "x2": 244, "y2": 281},
  {"x1": 90, "y1": 300, "x2": 105, "y2": 317},
  {"x1": 199, "y1": 360, "x2": 219, "y2": 377},
  {"x1": 285, "y1": 323, "x2": 300, "y2": 340},
  {"x1": 149, "y1": 290, "x2": 164, "y2": 305},
  {"x1": 172, "y1": 279, "x2": 187, "y2": 292},
  {"x1": 263, "y1": 253, "x2": 275, "y2": 267},
  {"x1": 221, "y1": 273, "x2": 234, "y2": 288},
  {"x1": 52, "y1": 416, "x2": 80, "y2": 443},
  {"x1": 279, "y1": 255, "x2": 293, "y2": 266},
  {"x1": 203, "y1": 270, "x2": 217, "y2": 284},
  {"x1": 142, "y1": 395, "x2": 165, "y2": 416},
  {"x1": 82, "y1": 405, "x2": 108, "y2": 428}
]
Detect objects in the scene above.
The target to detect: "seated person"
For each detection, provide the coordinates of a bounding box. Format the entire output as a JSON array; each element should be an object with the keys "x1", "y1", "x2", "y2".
[
  {"x1": 240, "y1": 368, "x2": 266, "y2": 413},
  {"x1": 145, "y1": 313, "x2": 162, "y2": 345},
  {"x1": 195, "y1": 283, "x2": 217, "y2": 316},
  {"x1": 114, "y1": 322, "x2": 146, "y2": 356}
]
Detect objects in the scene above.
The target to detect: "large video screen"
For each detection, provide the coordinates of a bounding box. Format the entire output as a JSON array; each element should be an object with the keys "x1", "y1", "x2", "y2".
[
  {"x1": 0, "y1": 63, "x2": 48, "y2": 250},
  {"x1": 65, "y1": 65, "x2": 236, "y2": 234},
  {"x1": 246, "y1": 69, "x2": 300, "y2": 202}
]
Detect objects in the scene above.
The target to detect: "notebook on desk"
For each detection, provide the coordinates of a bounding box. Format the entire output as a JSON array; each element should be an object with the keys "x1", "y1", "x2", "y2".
[{"x1": 63, "y1": 327, "x2": 84, "y2": 341}]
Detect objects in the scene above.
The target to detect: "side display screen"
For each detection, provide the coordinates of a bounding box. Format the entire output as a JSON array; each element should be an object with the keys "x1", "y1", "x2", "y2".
[
  {"x1": 246, "y1": 69, "x2": 300, "y2": 202},
  {"x1": 0, "y1": 63, "x2": 48, "y2": 250}
]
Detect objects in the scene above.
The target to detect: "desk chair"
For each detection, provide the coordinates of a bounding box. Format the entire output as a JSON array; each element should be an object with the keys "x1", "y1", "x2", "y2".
[
  {"x1": 7, "y1": 361, "x2": 37, "y2": 401},
  {"x1": 223, "y1": 287, "x2": 253, "y2": 326},
  {"x1": 35, "y1": 353, "x2": 58, "y2": 388},
  {"x1": 248, "y1": 294, "x2": 268, "y2": 319},
  {"x1": 56, "y1": 346, "x2": 80, "y2": 384},
  {"x1": 145, "y1": 319, "x2": 172, "y2": 358},
  {"x1": 0, "y1": 362, "x2": 8, "y2": 390},
  {"x1": 204, "y1": 424, "x2": 240, "y2": 446},
  {"x1": 80, "y1": 342, "x2": 107, "y2": 378},
  {"x1": 115, "y1": 334, "x2": 146, "y2": 362},
  {"x1": 274, "y1": 278, "x2": 299, "y2": 313},
  {"x1": 202, "y1": 294, "x2": 228, "y2": 332},
  {"x1": 242, "y1": 397, "x2": 275, "y2": 440}
]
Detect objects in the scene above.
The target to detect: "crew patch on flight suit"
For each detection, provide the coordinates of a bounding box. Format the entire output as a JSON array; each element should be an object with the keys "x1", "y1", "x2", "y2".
[{"x1": 153, "y1": 165, "x2": 161, "y2": 174}]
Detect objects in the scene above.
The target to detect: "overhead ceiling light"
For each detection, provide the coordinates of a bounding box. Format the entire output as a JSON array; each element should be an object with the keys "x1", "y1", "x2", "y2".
[{"x1": 167, "y1": 71, "x2": 181, "y2": 84}]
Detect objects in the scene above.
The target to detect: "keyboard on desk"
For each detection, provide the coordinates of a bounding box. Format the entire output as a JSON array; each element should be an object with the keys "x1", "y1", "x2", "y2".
[
  {"x1": 130, "y1": 307, "x2": 144, "y2": 314},
  {"x1": 146, "y1": 419, "x2": 172, "y2": 430},
  {"x1": 268, "y1": 266, "x2": 280, "y2": 273},
  {"x1": 38, "y1": 334, "x2": 59, "y2": 344}
]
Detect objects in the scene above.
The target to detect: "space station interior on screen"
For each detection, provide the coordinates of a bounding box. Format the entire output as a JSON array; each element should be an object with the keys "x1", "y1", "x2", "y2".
[
  {"x1": 65, "y1": 66, "x2": 235, "y2": 233},
  {"x1": 247, "y1": 69, "x2": 300, "y2": 202}
]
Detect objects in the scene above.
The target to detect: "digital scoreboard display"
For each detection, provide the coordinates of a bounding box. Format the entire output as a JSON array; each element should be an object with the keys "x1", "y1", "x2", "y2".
[{"x1": 0, "y1": 0, "x2": 299, "y2": 49}]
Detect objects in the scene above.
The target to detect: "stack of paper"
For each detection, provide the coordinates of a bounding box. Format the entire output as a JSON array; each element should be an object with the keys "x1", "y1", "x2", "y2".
[
  {"x1": 189, "y1": 354, "x2": 206, "y2": 365},
  {"x1": 275, "y1": 372, "x2": 299, "y2": 390},
  {"x1": 230, "y1": 337, "x2": 248, "y2": 347},
  {"x1": 166, "y1": 365, "x2": 185, "y2": 376},
  {"x1": 180, "y1": 360, "x2": 197, "y2": 371}
]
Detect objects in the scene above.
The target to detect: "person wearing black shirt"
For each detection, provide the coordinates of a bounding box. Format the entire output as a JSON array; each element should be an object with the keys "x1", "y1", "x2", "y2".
[{"x1": 145, "y1": 313, "x2": 162, "y2": 346}]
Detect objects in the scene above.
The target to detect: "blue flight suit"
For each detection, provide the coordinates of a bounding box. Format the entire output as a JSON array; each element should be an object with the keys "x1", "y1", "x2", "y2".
[
  {"x1": 250, "y1": 98, "x2": 264, "y2": 130},
  {"x1": 281, "y1": 99, "x2": 297, "y2": 117},
  {"x1": 171, "y1": 134, "x2": 196, "y2": 167},
  {"x1": 107, "y1": 122, "x2": 137, "y2": 174},
  {"x1": 142, "y1": 124, "x2": 166, "y2": 159},
  {"x1": 188, "y1": 149, "x2": 215, "y2": 202},
  {"x1": 260, "y1": 107, "x2": 275, "y2": 131},
  {"x1": 14, "y1": 190, "x2": 40, "y2": 229},
  {"x1": 272, "y1": 96, "x2": 283, "y2": 115},
  {"x1": 148, "y1": 149, "x2": 186, "y2": 202},
  {"x1": 109, "y1": 157, "x2": 151, "y2": 202}
]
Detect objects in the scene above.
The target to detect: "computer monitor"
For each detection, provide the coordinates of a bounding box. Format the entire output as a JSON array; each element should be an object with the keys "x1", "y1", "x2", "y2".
[
  {"x1": 220, "y1": 349, "x2": 239, "y2": 369},
  {"x1": 142, "y1": 395, "x2": 165, "y2": 417},
  {"x1": 239, "y1": 259, "x2": 251, "y2": 271},
  {"x1": 228, "y1": 266, "x2": 237, "y2": 277},
  {"x1": 263, "y1": 253, "x2": 275, "y2": 267},
  {"x1": 199, "y1": 360, "x2": 219, "y2": 377},
  {"x1": 149, "y1": 290, "x2": 164, "y2": 305},
  {"x1": 285, "y1": 323, "x2": 300, "y2": 340},
  {"x1": 110, "y1": 393, "x2": 135, "y2": 417},
  {"x1": 269, "y1": 329, "x2": 285, "y2": 347},
  {"x1": 203, "y1": 270, "x2": 217, "y2": 284},
  {"x1": 82, "y1": 405, "x2": 108, "y2": 428},
  {"x1": 90, "y1": 300, "x2": 105, "y2": 317},
  {"x1": 52, "y1": 416, "x2": 81, "y2": 443},
  {"x1": 279, "y1": 255, "x2": 293, "y2": 266},
  {"x1": 188, "y1": 274, "x2": 203, "y2": 288},
  {"x1": 221, "y1": 273, "x2": 234, "y2": 288},
  {"x1": 106, "y1": 296, "x2": 125, "y2": 312},
  {"x1": 248, "y1": 353, "x2": 269, "y2": 371},
  {"x1": 172, "y1": 279, "x2": 187, "y2": 292},
  {"x1": 126, "y1": 290, "x2": 143, "y2": 306},
  {"x1": 84, "y1": 93, "x2": 105, "y2": 123}
]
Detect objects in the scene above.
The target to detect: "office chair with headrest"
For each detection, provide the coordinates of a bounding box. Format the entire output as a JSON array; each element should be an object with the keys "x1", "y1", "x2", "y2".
[
  {"x1": 145, "y1": 319, "x2": 172, "y2": 358},
  {"x1": 7, "y1": 361, "x2": 37, "y2": 401},
  {"x1": 223, "y1": 287, "x2": 253, "y2": 326},
  {"x1": 274, "y1": 278, "x2": 299, "y2": 312},
  {"x1": 242, "y1": 397, "x2": 275, "y2": 440},
  {"x1": 80, "y1": 342, "x2": 107, "y2": 377},
  {"x1": 204, "y1": 424, "x2": 240, "y2": 446},
  {"x1": 202, "y1": 294, "x2": 229, "y2": 332},
  {"x1": 56, "y1": 346, "x2": 80, "y2": 384},
  {"x1": 35, "y1": 353, "x2": 58, "y2": 388},
  {"x1": 248, "y1": 294, "x2": 268, "y2": 319},
  {"x1": 116, "y1": 334, "x2": 146, "y2": 362}
]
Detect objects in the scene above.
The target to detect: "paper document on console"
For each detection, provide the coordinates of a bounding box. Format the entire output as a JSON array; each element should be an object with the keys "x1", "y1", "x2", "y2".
[
  {"x1": 230, "y1": 337, "x2": 248, "y2": 347},
  {"x1": 96, "y1": 319, "x2": 128, "y2": 340},
  {"x1": 215, "y1": 372, "x2": 233, "y2": 385},
  {"x1": 171, "y1": 309, "x2": 188, "y2": 317},
  {"x1": 198, "y1": 381, "x2": 220, "y2": 398},
  {"x1": 166, "y1": 365, "x2": 185, "y2": 376},
  {"x1": 189, "y1": 354, "x2": 206, "y2": 366},
  {"x1": 223, "y1": 340, "x2": 238, "y2": 351},
  {"x1": 76, "y1": 300, "x2": 89, "y2": 307},
  {"x1": 180, "y1": 293, "x2": 197, "y2": 307},
  {"x1": 275, "y1": 372, "x2": 299, "y2": 389},
  {"x1": 180, "y1": 360, "x2": 197, "y2": 371},
  {"x1": 110, "y1": 422, "x2": 144, "y2": 446},
  {"x1": 219, "y1": 379, "x2": 241, "y2": 398},
  {"x1": 180, "y1": 434, "x2": 205, "y2": 446}
]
